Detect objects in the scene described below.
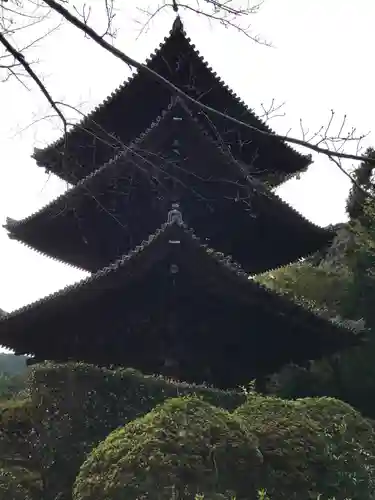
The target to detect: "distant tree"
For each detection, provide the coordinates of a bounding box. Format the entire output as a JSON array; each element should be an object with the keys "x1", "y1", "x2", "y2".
[
  {"x1": 257, "y1": 261, "x2": 349, "y2": 319},
  {"x1": 0, "y1": 354, "x2": 27, "y2": 377},
  {"x1": 346, "y1": 148, "x2": 375, "y2": 221},
  {"x1": 259, "y1": 157, "x2": 375, "y2": 418},
  {"x1": 0, "y1": 398, "x2": 42, "y2": 499}
]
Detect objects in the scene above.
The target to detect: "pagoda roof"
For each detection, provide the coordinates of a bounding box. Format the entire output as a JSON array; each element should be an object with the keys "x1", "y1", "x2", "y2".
[
  {"x1": 0, "y1": 220, "x2": 360, "y2": 389},
  {"x1": 32, "y1": 17, "x2": 311, "y2": 187},
  {"x1": 5, "y1": 99, "x2": 334, "y2": 275}
]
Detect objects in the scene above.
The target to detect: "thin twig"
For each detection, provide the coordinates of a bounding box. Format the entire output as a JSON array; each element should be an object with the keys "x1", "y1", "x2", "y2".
[
  {"x1": 174, "y1": 2, "x2": 268, "y2": 44},
  {"x1": 135, "y1": 4, "x2": 167, "y2": 40},
  {"x1": 328, "y1": 154, "x2": 375, "y2": 202},
  {"x1": 0, "y1": 31, "x2": 66, "y2": 128}
]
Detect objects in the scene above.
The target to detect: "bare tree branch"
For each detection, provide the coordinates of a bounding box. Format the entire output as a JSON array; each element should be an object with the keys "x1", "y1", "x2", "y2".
[
  {"x1": 102, "y1": 0, "x2": 117, "y2": 38},
  {"x1": 328, "y1": 154, "x2": 375, "y2": 202},
  {"x1": 36, "y1": 0, "x2": 374, "y2": 166},
  {"x1": 135, "y1": 3, "x2": 168, "y2": 39},
  {"x1": 0, "y1": 29, "x2": 66, "y2": 130},
  {"x1": 258, "y1": 98, "x2": 286, "y2": 122},
  {"x1": 0, "y1": 2, "x2": 61, "y2": 86},
  {"x1": 137, "y1": 0, "x2": 267, "y2": 44},
  {"x1": 172, "y1": 1, "x2": 268, "y2": 44}
]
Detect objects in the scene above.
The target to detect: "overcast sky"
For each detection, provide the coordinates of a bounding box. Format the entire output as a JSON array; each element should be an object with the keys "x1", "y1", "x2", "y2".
[{"x1": 0, "y1": 0, "x2": 374, "y2": 320}]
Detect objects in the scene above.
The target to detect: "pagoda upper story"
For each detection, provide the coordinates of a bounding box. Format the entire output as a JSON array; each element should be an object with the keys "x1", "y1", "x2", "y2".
[
  {"x1": 6, "y1": 98, "x2": 333, "y2": 274},
  {"x1": 33, "y1": 17, "x2": 310, "y2": 187}
]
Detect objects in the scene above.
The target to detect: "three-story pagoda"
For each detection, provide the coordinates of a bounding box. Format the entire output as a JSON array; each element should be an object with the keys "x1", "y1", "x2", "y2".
[{"x1": 0, "y1": 18, "x2": 361, "y2": 388}]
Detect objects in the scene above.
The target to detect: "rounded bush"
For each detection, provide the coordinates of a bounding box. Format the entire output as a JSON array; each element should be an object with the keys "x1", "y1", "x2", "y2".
[
  {"x1": 235, "y1": 394, "x2": 375, "y2": 500},
  {"x1": 73, "y1": 396, "x2": 263, "y2": 500},
  {"x1": 235, "y1": 395, "x2": 328, "y2": 499},
  {"x1": 295, "y1": 397, "x2": 375, "y2": 499},
  {"x1": 295, "y1": 396, "x2": 375, "y2": 443}
]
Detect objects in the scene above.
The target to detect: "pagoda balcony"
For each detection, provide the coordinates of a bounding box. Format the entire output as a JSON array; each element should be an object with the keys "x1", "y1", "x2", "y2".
[
  {"x1": 0, "y1": 220, "x2": 361, "y2": 390},
  {"x1": 5, "y1": 99, "x2": 333, "y2": 274}
]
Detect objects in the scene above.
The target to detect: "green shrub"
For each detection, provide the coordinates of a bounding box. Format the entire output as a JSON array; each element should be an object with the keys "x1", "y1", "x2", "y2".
[
  {"x1": 73, "y1": 396, "x2": 262, "y2": 500},
  {"x1": 0, "y1": 468, "x2": 33, "y2": 499},
  {"x1": 0, "y1": 398, "x2": 36, "y2": 471},
  {"x1": 235, "y1": 395, "x2": 327, "y2": 499},
  {"x1": 235, "y1": 395, "x2": 375, "y2": 500},
  {"x1": 0, "y1": 398, "x2": 43, "y2": 500},
  {"x1": 29, "y1": 362, "x2": 244, "y2": 500},
  {"x1": 295, "y1": 397, "x2": 375, "y2": 498}
]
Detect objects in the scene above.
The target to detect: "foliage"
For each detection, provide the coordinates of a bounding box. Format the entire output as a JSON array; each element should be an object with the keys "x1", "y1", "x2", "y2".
[
  {"x1": 0, "y1": 354, "x2": 28, "y2": 401},
  {"x1": 0, "y1": 354, "x2": 27, "y2": 401},
  {"x1": 268, "y1": 360, "x2": 339, "y2": 400},
  {"x1": 258, "y1": 179, "x2": 375, "y2": 419},
  {"x1": 235, "y1": 395, "x2": 375, "y2": 500},
  {"x1": 28, "y1": 362, "x2": 244, "y2": 500},
  {"x1": 73, "y1": 396, "x2": 262, "y2": 500},
  {"x1": 296, "y1": 397, "x2": 375, "y2": 498},
  {"x1": 0, "y1": 353, "x2": 27, "y2": 377},
  {"x1": 235, "y1": 395, "x2": 327, "y2": 499},
  {"x1": 257, "y1": 260, "x2": 349, "y2": 317},
  {"x1": 0, "y1": 363, "x2": 374, "y2": 499},
  {"x1": 0, "y1": 373, "x2": 28, "y2": 401},
  {"x1": 0, "y1": 397, "x2": 36, "y2": 472},
  {"x1": 346, "y1": 147, "x2": 375, "y2": 220},
  {"x1": 74, "y1": 392, "x2": 375, "y2": 500},
  {"x1": 0, "y1": 398, "x2": 42, "y2": 499},
  {"x1": 0, "y1": 468, "x2": 33, "y2": 499},
  {"x1": 0, "y1": 396, "x2": 33, "y2": 436}
]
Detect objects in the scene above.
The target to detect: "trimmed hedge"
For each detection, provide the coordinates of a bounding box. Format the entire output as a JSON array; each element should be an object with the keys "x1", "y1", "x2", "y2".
[
  {"x1": 235, "y1": 395, "x2": 375, "y2": 499},
  {"x1": 236, "y1": 395, "x2": 328, "y2": 499},
  {"x1": 0, "y1": 397, "x2": 33, "y2": 439},
  {"x1": 2, "y1": 363, "x2": 374, "y2": 500},
  {"x1": 0, "y1": 398, "x2": 42, "y2": 499},
  {"x1": 74, "y1": 393, "x2": 375, "y2": 500},
  {"x1": 0, "y1": 468, "x2": 33, "y2": 500},
  {"x1": 29, "y1": 362, "x2": 245, "y2": 500},
  {"x1": 296, "y1": 397, "x2": 375, "y2": 497},
  {"x1": 73, "y1": 396, "x2": 263, "y2": 500}
]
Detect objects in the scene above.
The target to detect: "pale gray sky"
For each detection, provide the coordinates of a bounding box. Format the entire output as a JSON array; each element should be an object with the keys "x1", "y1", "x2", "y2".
[{"x1": 0, "y1": 0, "x2": 374, "y2": 318}]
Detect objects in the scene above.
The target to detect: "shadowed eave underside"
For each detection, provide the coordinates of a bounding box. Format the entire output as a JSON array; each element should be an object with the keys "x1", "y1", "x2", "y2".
[
  {"x1": 0, "y1": 221, "x2": 361, "y2": 389},
  {"x1": 6, "y1": 99, "x2": 333, "y2": 275},
  {"x1": 32, "y1": 17, "x2": 311, "y2": 187}
]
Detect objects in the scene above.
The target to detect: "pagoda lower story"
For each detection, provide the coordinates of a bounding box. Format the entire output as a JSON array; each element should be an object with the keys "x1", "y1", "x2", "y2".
[{"x1": 0, "y1": 218, "x2": 360, "y2": 389}]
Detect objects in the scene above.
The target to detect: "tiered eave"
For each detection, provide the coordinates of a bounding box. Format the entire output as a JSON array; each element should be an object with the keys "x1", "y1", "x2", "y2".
[
  {"x1": 33, "y1": 17, "x2": 310, "y2": 187},
  {"x1": 6, "y1": 99, "x2": 334, "y2": 274},
  {"x1": 0, "y1": 220, "x2": 360, "y2": 389}
]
